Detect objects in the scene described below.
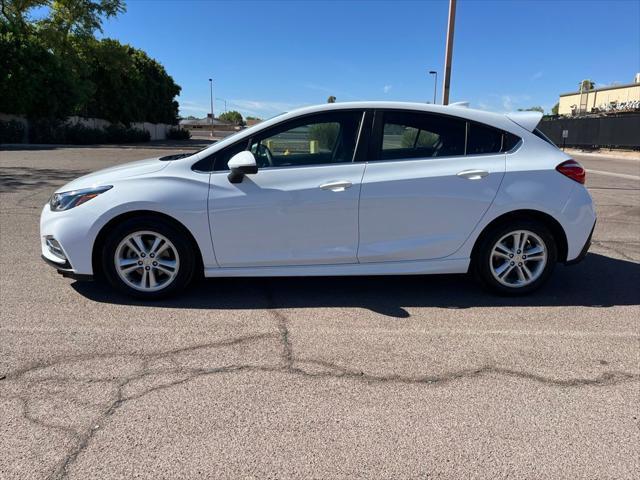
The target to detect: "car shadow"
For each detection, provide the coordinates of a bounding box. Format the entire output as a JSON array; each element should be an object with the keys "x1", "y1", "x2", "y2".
[{"x1": 72, "y1": 253, "x2": 640, "y2": 318}]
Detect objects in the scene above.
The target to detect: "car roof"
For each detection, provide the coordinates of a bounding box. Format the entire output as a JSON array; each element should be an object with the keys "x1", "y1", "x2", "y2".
[
  {"x1": 201, "y1": 101, "x2": 532, "y2": 156},
  {"x1": 282, "y1": 101, "x2": 506, "y2": 123}
]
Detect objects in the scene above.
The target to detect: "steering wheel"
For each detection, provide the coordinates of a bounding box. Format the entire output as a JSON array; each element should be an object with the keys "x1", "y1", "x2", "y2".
[{"x1": 255, "y1": 143, "x2": 274, "y2": 167}]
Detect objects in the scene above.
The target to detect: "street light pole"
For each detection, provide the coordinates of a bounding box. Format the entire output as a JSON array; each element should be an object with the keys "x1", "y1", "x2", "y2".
[
  {"x1": 429, "y1": 70, "x2": 438, "y2": 104},
  {"x1": 208, "y1": 78, "x2": 214, "y2": 138},
  {"x1": 442, "y1": 0, "x2": 457, "y2": 105}
]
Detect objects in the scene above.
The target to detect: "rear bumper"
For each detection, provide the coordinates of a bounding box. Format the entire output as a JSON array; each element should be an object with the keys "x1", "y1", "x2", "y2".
[
  {"x1": 565, "y1": 220, "x2": 595, "y2": 266},
  {"x1": 41, "y1": 254, "x2": 94, "y2": 281}
]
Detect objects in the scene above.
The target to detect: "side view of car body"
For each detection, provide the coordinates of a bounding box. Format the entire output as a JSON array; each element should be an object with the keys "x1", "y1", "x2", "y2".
[{"x1": 40, "y1": 101, "x2": 596, "y2": 298}]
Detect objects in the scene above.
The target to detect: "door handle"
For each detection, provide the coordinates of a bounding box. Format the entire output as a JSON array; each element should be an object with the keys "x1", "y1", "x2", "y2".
[
  {"x1": 457, "y1": 169, "x2": 489, "y2": 180},
  {"x1": 320, "y1": 181, "x2": 352, "y2": 192}
]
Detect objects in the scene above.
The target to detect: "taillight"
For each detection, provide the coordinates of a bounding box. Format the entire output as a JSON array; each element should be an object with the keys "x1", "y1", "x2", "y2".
[{"x1": 556, "y1": 159, "x2": 586, "y2": 184}]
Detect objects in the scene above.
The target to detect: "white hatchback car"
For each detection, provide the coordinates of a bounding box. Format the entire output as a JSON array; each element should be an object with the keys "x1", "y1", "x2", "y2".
[{"x1": 41, "y1": 102, "x2": 596, "y2": 298}]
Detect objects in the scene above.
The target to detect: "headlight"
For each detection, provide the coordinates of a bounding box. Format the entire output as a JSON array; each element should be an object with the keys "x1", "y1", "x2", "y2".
[{"x1": 49, "y1": 186, "x2": 112, "y2": 211}]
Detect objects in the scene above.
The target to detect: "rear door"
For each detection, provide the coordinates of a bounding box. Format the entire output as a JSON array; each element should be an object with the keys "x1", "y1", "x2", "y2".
[{"x1": 358, "y1": 110, "x2": 510, "y2": 262}]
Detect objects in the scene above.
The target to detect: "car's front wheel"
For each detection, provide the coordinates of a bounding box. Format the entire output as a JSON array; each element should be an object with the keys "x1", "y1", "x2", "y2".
[
  {"x1": 474, "y1": 220, "x2": 557, "y2": 295},
  {"x1": 102, "y1": 217, "x2": 196, "y2": 299}
]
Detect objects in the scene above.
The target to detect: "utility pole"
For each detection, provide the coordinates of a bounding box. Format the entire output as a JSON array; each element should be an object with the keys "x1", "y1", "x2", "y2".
[
  {"x1": 429, "y1": 70, "x2": 438, "y2": 104},
  {"x1": 442, "y1": 0, "x2": 457, "y2": 105},
  {"x1": 209, "y1": 78, "x2": 214, "y2": 138}
]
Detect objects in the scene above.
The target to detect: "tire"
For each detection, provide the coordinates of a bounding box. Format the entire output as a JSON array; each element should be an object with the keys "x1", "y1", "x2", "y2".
[
  {"x1": 473, "y1": 219, "x2": 557, "y2": 295},
  {"x1": 101, "y1": 216, "x2": 196, "y2": 299}
]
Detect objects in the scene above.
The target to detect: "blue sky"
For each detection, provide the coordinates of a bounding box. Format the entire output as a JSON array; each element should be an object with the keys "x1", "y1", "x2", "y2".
[{"x1": 97, "y1": 0, "x2": 640, "y2": 118}]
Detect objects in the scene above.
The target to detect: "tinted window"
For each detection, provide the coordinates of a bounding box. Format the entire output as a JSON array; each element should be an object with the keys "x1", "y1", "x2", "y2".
[
  {"x1": 466, "y1": 122, "x2": 503, "y2": 154},
  {"x1": 249, "y1": 111, "x2": 362, "y2": 168},
  {"x1": 503, "y1": 132, "x2": 521, "y2": 151},
  {"x1": 212, "y1": 140, "x2": 249, "y2": 171},
  {"x1": 380, "y1": 111, "x2": 465, "y2": 160}
]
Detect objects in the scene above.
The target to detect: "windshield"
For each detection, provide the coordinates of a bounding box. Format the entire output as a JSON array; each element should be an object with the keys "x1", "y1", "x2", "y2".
[{"x1": 160, "y1": 112, "x2": 289, "y2": 161}]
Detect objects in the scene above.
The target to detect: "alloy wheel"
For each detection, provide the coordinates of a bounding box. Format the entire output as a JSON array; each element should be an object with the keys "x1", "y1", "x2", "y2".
[
  {"x1": 489, "y1": 229, "x2": 547, "y2": 288},
  {"x1": 114, "y1": 230, "x2": 180, "y2": 292}
]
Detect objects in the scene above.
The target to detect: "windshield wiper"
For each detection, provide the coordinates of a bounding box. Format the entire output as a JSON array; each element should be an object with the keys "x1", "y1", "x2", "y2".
[{"x1": 159, "y1": 153, "x2": 193, "y2": 161}]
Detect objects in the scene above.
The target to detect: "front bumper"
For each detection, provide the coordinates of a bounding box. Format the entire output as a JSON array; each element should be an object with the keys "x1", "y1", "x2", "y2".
[
  {"x1": 41, "y1": 254, "x2": 93, "y2": 281},
  {"x1": 40, "y1": 203, "x2": 98, "y2": 276}
]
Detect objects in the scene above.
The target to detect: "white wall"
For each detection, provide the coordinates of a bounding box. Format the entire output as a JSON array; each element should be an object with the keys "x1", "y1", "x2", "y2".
[{"x1": 2, "y1": 113, "x2": 174, "y2": 143}]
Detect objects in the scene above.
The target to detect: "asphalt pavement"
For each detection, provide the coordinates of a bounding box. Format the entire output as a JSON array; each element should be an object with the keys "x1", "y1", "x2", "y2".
[{"x1": 0, "y1": 144, "x2": 638, "y2": 479}]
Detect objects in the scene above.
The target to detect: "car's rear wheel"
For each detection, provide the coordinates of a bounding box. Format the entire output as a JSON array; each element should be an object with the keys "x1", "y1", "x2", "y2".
[
  {"x1": 474, "y1": 220, "x2": 557, "y2": 295},
  {"x1": 102, "y1": 217, "x2": 195, "y2": 299}
]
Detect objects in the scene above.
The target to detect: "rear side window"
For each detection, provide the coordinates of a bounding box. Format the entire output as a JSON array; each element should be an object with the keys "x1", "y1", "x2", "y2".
[
  {"x1": 466, "y1": 122, "x2": 503, "y2": 154},
  {"x1": 503, "y1": 132, "x2": 521, "y2": 151},
  {"x1": 466, "y1": 122, "x2": 522, "y2": 154},
  {"x1": 380, "y1": 111, "x2": 466, "y2": 160}
]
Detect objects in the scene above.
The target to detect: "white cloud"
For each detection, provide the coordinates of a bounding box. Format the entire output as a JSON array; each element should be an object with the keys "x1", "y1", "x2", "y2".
[
  {"x1": 497, "y1": 94, "x2": 532, "y2": 112},
  {"x1": 226, "y1": 99, "x2": 304, "y2": 118},
  {"x1": 473, "y1": 93, "x2": 533, "y2": 113},
  {"x1": 178, "y1": 98, "x2": 303, "y2": 119},
  {"x1": 383, "y1": 84, "x2": 393, "y2": 94},
  {"x1": 501, "y1": 95, "x2": 516, "y2": 111},
  {"x1": 179, "y1": 100, "x2": 211, "y2": 117}
]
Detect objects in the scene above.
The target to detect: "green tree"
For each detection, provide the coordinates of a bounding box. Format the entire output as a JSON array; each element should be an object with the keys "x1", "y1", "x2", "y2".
[
  {"x1": 1, "y1": 1, "x2": 182, "y2": 124},
  {"x1": 219, "y1": 110, "x2": 244, "y2": 125},
  {"x1": 0, "y1": 26, "x2": 81, "y2": 118},
  {"x1": 0, "y1": 0, "x2": 48, "y2": 33},
  {"x1": 551, "y1": 103, "x2": 559, "y2": 115},
  {"x1": 44, "y1": 0, "x2": 124, "y2": 37},
  {"x1": 327, "y1": 95, "x2": 336, "y2": 103},
  {"x1": 1, "y1": 0, "x2": 124, "y2": 44},
  {"x1": 579, "y1": 79, "x2": 595, "y2": 92},
  {"x1": 79, "y1": 38, "x2": 180, "y2": 124}
]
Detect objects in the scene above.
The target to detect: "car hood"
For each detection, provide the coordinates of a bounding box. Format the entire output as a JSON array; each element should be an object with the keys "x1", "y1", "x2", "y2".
[{"x1": 56, "y1": 157, "x2": 169, "y2": 193}]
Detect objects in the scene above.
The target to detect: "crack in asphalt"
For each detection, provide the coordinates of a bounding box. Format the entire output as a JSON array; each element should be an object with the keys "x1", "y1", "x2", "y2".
[
  {"x1": 2, "y1": 314, "x2": 640, "y2": 479},
  {"x1": 1, "y1": 288, "x2": 639, "y2": 479}
]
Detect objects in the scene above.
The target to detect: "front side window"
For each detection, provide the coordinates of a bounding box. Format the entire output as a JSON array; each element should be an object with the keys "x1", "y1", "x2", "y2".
[
  {"x1": 249, "y1": 111, "x2": 362, "y2": 168},
  {"x1": 380, "y1": 111, "x2": 466, "y2": 160},
  {"x1": 212, "y1": 140, "x2": 249, "y2": 171}
]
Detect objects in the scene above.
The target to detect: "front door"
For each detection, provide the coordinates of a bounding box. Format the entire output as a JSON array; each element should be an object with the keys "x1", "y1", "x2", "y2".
[{"x1": 209, "y1": 110, "x2": 365, "y2": 267}]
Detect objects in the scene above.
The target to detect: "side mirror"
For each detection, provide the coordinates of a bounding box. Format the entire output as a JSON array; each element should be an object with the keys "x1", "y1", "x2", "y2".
[{"x1": 227, "y1": 151, "x2": 258, "y2": 184}]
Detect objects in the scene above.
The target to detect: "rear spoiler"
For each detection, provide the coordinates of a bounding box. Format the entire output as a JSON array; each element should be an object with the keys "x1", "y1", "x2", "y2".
[{"x1": 505, "y1": 111, "x2": 543, "y2": 132}]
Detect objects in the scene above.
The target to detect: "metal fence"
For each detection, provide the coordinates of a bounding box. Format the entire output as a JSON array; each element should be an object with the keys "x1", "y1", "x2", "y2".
[{"x1": 538, "y1": 114, "x2": 640, "y2": 149}]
